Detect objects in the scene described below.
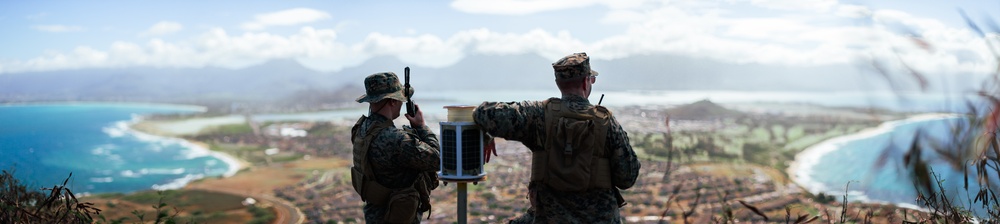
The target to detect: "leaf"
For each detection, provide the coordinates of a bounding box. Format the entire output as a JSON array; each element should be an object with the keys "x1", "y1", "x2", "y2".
[
  {"x1": 873, "y1": 142, "x2": 894, "y2": 170},
  {"x1": 959, "y1": 9, "x2": 985, "y2": 36},
  {"x1": 963, "y1": 165, "x2": 969, "y2": 190},
  {"x1": 62, "y1": 173, "x2": 72, "y2": 186},
  {"x1": 738, "y1": 200, "x2": 768, "y2": 221},
  {"x1": 991, "y1": 133, "x2": 1000, "y2": 163},
  {"x1": 910, "y1": 37, "x2": 933, "y2": 51},
  {"x1": 974, "y1": 189, "x2": 985, "y2": 204},
  {"x1": 982, "y1": 13, "x2": 1000, "y2": 34},
  {"x1": 785, "y1": 207, "x2": 791, "y2": 222},
  {"x1": 804, "y1": 216, "x2": 820, "y2": 224},
  {"x1": 903, "y1": 62, "x2": 930, "y2": 91},
  {"x1": 794, "y1": 214, "x2": 807, "y2": 224}
]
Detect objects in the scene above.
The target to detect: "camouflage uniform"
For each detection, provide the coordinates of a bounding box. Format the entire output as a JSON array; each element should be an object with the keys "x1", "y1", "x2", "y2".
[
  {"x1": 352, "y1": 72, "x2": 440, "y2": 223},
  {"x1": 473, "y1": 53, "x2": 641, "y2": 223}
]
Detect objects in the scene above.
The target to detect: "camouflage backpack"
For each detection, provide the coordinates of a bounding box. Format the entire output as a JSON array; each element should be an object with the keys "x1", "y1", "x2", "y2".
[{"x1": 531, "y1": 98, "x2": 614, "y2": 192}]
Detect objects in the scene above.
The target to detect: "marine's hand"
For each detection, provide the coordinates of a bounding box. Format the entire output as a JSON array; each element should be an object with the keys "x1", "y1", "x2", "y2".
[
  {"x1": 484, "y1": 137, "x2": 497, "y2": 163},
  {"x1": 404, "y1": 104, "x2": 425, "y2": 127}
]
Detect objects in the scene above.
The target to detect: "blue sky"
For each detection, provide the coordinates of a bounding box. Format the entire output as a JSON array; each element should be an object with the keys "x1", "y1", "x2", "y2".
[{"x1": 0, "y1": 0, "x2": 996, "y2": 75}]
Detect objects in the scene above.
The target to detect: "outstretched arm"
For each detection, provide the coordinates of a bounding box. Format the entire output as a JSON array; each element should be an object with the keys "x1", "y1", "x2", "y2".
[{"x1": 473, "y1": 100, "x2": 546, "y2": 145}]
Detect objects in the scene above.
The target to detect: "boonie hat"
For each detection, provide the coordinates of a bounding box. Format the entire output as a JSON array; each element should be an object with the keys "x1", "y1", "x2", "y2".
[{"x1": 356, "y1": 72, "x2": 408, "y2": 103}]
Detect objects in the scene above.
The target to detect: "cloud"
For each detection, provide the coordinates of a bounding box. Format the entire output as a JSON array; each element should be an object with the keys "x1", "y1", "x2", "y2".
[
  {"x1": 241, "y1": 8, "x2": 331, "y2": 31},
  {"x1": 0, "y1": 26, "x2": 581, "y2": 73},
  {"x1": 835, "y1": 4, "x2": 872, "y2": 18},
  {"x1": 861, "y1": 9, "x2": 992, "y2": 74},
  {"x1": 450, "y1": 0, "x2": 608, "y2": 15},
  {"x1": 744, "y1": 0, "x2": 838, "y2": 12},
  {"x1": 32, "y1": 25, "x2": 84, "y2": 32},
  {"x1": 139, "y1": 21, "x2": 183, "y2": 37},
  {"x1": 1, "y1": 0, "x2": 993, "y2": 76}
]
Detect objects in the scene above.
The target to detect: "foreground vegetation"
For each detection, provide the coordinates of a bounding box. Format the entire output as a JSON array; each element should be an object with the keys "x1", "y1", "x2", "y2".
[
  {"x1": 872, "y1": 12, "x2": 1000, "y2": 223},
  {"x1": 1, "y1": 170, "x2": 275, "y2": 224}
]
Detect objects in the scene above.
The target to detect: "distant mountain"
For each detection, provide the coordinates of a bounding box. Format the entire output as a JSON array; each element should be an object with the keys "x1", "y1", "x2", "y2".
[
  {"x1": 0, "y1": 53, "x2": 931, "y2": 105},
  {"x1": 665, "y1": 99, "x2": 743, "y2": 120},
  {"x1": 414, "y1": 53, "x2": 554, "y2": 90},
  {"x1": 0, "y1": 58, "x2": 344, "y2": 103},
  {"x1": 594, "y1": 55, "x2": 872, "y2": 92},
  {"x1": 336, "y1": 54, "x2": 554, "y2": 91}
]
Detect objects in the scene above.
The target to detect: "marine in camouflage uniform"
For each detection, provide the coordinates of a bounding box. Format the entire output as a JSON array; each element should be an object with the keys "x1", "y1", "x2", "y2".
[
  {"x1": 474, "y1": 52, "x2": 641, "y2": 223},
  {"x1": 351, "y1": 72, "x2": 440, "y2": 223}
]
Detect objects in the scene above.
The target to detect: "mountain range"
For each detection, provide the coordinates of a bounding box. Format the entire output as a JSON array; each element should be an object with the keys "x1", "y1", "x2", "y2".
[{"x1": 0, "y1": 53, "x2": 950, "y2": 106}]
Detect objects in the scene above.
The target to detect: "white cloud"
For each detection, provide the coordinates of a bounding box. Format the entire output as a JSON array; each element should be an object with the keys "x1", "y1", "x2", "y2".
[
  {"x1": 835, "y1": 4, "x2": 871, "y2": 18},
  {"x1": 450, "y1": 0, "x2": 656, "y2": 15},
  {"x1": 241, "y1": 8, "x2": 331, "y2": 31},
  {"x1": 2, "y1": 0, "x2": 993, "y2": 76},
  {"x1": 32, "y1": 25, "x2": 84, "y2": 32},
  {"x1": 861, "y1": 10, "x2": 992, "y2": 74},
  {"x1": 140, "y1": 21, "x2": 183, "y2": 37},
  {"x1": 586, "y1": 1, "x2": 993, "y2": 76},
  {"x1": 745, "y1": 0, "x2": 838, "y2": 12},
  {"x1": 0, "y1": 26, "x2": 584, "y2": 73},
  {"x1": 450, "y1": 0, "x2": 604, "y2": 15}
]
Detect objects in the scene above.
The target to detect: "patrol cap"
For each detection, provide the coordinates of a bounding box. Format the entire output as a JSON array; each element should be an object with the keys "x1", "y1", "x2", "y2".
[
  {"x1": 552, "y1": 52, "x2": 599, "y2": 81},
  {"x1": 356, "y1": 72, "x2": 409, "y2": 103}
]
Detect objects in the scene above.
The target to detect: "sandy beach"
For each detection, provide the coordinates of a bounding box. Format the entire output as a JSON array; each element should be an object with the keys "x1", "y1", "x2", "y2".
[
  {"x1": 787, "y1": 113, "x2": 964, "y2": 208},
  {"x1": 127, "y1": 118, "x2": 247, "y2": 182}
]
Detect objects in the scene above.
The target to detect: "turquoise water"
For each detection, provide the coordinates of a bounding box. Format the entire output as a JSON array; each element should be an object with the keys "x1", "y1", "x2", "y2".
[
  {"x1": 0, "y1": 103, "x2": 238, "y2": 194},
  {"x1": 793, "y1": 115, "x2": 999, "y2": 217}
]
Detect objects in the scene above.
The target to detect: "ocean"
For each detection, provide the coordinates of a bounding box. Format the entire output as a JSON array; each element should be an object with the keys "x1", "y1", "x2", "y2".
[
  {"x1": 0, "y1": 103, "x2": 240, "y2": 194},
  {"x1": 793, "y1": 114, "x2": 999, "y2": 217}
]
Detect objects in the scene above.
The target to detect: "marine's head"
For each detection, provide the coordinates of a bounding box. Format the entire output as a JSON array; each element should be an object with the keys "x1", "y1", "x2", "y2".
[
  {"x1": 552, "y1": 52, "x2": 599, "y2": 82},
  {"x1": 357, "y1": 72, "x2": 408, "y2": 118},
  {"x1": 553, "y1": 52, "x2": 599, "y2": 98},
  {"x1": 356, "y1": 72, "x2": 407, "y2": 104}
]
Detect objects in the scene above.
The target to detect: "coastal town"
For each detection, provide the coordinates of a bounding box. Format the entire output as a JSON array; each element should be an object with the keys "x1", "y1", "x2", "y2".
[{"x1": 84, "y1": 99, "x2": 941, "y2": 224}]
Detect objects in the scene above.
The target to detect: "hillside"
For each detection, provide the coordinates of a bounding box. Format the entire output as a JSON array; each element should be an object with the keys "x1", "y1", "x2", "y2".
[{"x1": 665, "y1": 99, "x2": 744, "y2": 120}]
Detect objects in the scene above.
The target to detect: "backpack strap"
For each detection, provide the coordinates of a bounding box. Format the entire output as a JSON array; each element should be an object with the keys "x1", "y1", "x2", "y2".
[{"x1": 351, "y1": 115, "x2": 395, "y2": 205}]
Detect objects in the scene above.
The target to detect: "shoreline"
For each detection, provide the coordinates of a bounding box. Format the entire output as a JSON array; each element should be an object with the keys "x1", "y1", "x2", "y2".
[
  {"x1": 123, "y1": 116, "x2": 248, "y2": 191},
  {"x1": 787, "y1": 113, "x2": 963, "y2": 210},
  {"x1": 130, "y1": 107, "x2": 369, "y2": 137}
]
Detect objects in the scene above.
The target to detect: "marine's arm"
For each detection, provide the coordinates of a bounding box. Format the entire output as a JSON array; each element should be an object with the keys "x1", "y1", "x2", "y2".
[
  {"x1": 608, "y1": 115, "x2": 641, "y2": 189},
  {"x1": 403, "y1": 103, "x2": 438, "y2": 149},
  {"x1": 388, "y1": 126, "x2": 440, "y2": 172},
  {"x1": 472, "y1": 100, "x2": 546, "y2": 144},
  {"x1": 399, "y1": 103, "x2": 440, "y2": 172}
]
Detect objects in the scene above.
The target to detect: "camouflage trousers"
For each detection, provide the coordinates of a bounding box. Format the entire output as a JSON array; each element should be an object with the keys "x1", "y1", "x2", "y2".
[{"x1": 362, "y1": 204, "x2": 423, "y2": 224}]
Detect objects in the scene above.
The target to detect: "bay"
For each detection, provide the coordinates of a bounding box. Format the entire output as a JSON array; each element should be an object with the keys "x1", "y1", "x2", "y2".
[{"x1": 0, "y1": 103, "x2": 240, "y2": 194}]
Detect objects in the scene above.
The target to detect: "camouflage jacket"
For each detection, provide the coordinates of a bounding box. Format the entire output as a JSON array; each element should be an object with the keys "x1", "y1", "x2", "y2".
[
  {"x1": 352, "y1": 113, "x2": 440, "y2": 223},
  {"x1": 473, "y1": 95, "x2": 641, "y2": 224}
]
